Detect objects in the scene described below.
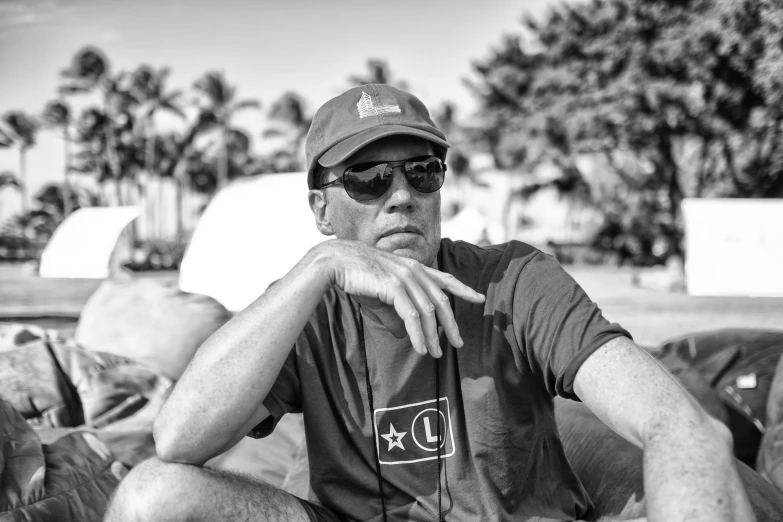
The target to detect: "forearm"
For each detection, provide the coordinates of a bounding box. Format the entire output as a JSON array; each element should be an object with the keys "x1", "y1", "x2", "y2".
[
  {"x1": 643, "y1": 413, "x2": 754, "y2": 522},
  {"x1": 575, "y1": 338, "x2": 755, "y2": 522},
  {"x1": 153, "y1": 244, "x2": 333, "y2": 464}
]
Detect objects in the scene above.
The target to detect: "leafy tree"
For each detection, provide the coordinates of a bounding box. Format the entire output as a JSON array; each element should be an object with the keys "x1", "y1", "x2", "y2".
[
  {"x1": 348, "y1": 59, "x2": 409, "y2": 90},
  {"x1": 129, "y1": 65, "x2": 185, "y2": 172},
  {"x1": 262, "y1": 91, "x2": 311, "y2": 172},
  {"x1": 469, "y1": 0, "x2": 783, "y2": 262},
  {"x1": 128, "y1": 65, "x2": 185, "y2": 240},
  {"x1": 60, "y1": 46, "x2": 140, "y2": 204},
  {"x1": 0, "y1": 111, "x2": 39, "y2": 212},
  {"x1": 193, "y1": 71, "x2": 260, "y2": 190},
  {"x1": 0, "y1": 171, "x2": 22, "y2": 190},
  {"x1": 158, "y1": 111, "x2": 218, "y2": 239},
  {"x1": 41, "y1": 99, "x2": 75, "y2": 216},
  {"x1": 33, "y1": 182, "x2": 95, "y2": 219}
]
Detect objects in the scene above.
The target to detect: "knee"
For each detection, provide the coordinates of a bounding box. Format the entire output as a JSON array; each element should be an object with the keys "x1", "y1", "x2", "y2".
[{"x1": 104, "y1": 457, "x2": 193, "y2": 522}]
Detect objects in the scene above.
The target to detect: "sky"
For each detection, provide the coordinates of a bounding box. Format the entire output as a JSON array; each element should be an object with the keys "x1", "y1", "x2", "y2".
[{"x1": 0, "y1": 0, "x2": 565, "y2": 219}]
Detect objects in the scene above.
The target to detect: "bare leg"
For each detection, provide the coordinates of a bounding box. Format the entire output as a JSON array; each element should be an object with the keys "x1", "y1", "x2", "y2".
[{"x1": 104, "y1": 457, "x2": 314, "y2": 522}]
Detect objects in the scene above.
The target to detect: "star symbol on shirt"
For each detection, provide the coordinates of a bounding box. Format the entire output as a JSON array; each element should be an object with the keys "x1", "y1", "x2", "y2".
[{"x1": 380, "y1": 423, "x2": 407, "y2": 452}]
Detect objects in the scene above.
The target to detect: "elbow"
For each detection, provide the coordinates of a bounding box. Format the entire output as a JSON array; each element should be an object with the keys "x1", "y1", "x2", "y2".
[
  {"x1": 154, "y1": 435, "x2": 180, "y2": 463},
  {"x1": 706, "y1": 413, "x2": 734, "y2": 451},
  {"x1": 152, "y1": 420, "x2": 179, "y2": 463},
  {"x1": 152, "y1": 417, "x2": 201, "y2": 465}
]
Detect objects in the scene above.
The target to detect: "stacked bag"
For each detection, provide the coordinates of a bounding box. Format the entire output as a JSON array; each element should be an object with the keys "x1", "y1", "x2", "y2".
[{"x1": 0, "y1": 279, "x2": 232, "y2": 521}]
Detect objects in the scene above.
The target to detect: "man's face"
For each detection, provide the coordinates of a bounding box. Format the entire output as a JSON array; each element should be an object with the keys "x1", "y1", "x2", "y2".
[{"x1": 314, "y1": 136, "x2": 442, "y2": 267}]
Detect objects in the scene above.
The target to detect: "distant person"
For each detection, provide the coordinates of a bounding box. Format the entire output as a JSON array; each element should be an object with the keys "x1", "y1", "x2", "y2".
[{"x1": 106, "y1": 85, "x2": 754, "y2": 521}]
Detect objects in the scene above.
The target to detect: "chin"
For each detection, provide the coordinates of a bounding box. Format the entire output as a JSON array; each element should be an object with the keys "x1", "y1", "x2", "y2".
[
  {"x1": 383, "y1": 240, "x2": 439, "y2": 267},
  {"x1": 390, "y1": 248, "x2": 427, "y2": 263},
  {"x1": 372, "y1": 229, "x2": 440, "y2": 266}
]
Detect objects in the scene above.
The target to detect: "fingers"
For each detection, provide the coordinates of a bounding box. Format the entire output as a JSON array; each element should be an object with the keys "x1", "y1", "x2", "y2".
[
  {"x1": 399, "y1": 274, "x2": 442, "y2": 357},
  {"x1": 383, "y1": 263, "x2": 486, "y2": 356},
  {"x1": 386, "y1": 281, "x2": 429, "y2": 356},
  {"x1": 423, "y1": 267, "x2": 485, "y2": 304}
]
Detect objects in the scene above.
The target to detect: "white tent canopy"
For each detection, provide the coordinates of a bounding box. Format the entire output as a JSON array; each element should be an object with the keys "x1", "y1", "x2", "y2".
[
  {"x1": 179, "y1": 173, "x2": 326, "y2": 312},
  {"x1": 683, "y1": 198, "x2": 783, "y2": 297},
  {"x1": 39, "y1": 206, "x2": 141, "y2": 279}
]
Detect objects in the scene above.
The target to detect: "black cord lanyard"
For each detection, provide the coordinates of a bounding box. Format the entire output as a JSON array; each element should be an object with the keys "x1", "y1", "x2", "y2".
[{"x1": 356, "y1": 303, "x2": 444, "y2": 522}]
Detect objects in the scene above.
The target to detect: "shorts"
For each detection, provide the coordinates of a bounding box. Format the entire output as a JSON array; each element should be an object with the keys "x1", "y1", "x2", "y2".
[{"x1": 297, "y1": 497, "x2": 352, "y2": 522}]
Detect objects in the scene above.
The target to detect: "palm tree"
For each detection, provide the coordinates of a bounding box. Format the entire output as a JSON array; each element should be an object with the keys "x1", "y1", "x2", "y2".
[
  {"x1": 41, "y1": 99, "x2": 74, "y2": 217},
  {"x1": 0, "y1": 111, "x2": 40, "y2": 212},
  {"x1": 59, "y1": 46, "x2": 140, "y2": 205},
  {"x1": 129, "y1": 65, "x2": 185, "y2": 176},
  {"x1": 348, "y1": 59, "x2": 409, "y2": 90},
  {"x1": 193, "y1": 71, "x2": 260, "y2": 190},
  {"x1": 129, "y1": 65, "x2": 185, "y2": 240},
  {"x1": 262, "y1": 91, "x2": 311, "y2": 171},
  {"x1": 0, "y1": 171, "x2": 22, "y2": 190},
  {"x1": 159, "y1": 111, "x2": 218, "y2": 240}
]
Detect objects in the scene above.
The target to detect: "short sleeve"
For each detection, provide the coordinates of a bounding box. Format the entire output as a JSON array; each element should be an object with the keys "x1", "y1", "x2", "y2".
[
  {"x1": 513, "y1": 253, "x2": 631, "y2": 400},
  {"x1": 247, "y1": 345, "x2": 302, "y2": 438}
]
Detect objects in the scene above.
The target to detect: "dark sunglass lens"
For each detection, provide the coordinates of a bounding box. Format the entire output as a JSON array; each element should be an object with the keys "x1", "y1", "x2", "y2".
[
  {"x1": 344, "y1": 163, "x2": 393, "y2": 201},
  {"x1": 405, "y1": 158, "x2": 445, "y2": 193}
]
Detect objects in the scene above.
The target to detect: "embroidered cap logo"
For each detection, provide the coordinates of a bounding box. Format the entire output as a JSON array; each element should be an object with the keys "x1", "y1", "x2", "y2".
[{"x1": 357, "y1": 91, "x2": 401, "y2": 119}]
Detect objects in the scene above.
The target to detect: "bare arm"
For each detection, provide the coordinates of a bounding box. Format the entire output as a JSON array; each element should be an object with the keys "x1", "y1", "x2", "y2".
[
  {"x1": 153, "y1": 239, "x2": 484, "y2": 465},
  {"x1": 574, "y1": 336, "x2": 755, "y2": 522},
  {"x1": 153, "y1": 244, "x2": 331, "y2": 464}
]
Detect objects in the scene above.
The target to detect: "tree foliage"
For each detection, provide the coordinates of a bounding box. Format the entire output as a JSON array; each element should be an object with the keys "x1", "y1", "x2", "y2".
[
  {"x1": 0, "y1": 110, "x2": 40, "y2": 212},
  {"x1": 348, "y1": 59, "x2": 409, "y2": 91},
  {"x1": 469, "y1": 0, "x2": 783, "y2": 262},
  {"x1": 261, "y1": 91, "x2": 312, "y2": 172},
  {"x1": 193, "y1": 71, "x2": 260, "y2": 189}
]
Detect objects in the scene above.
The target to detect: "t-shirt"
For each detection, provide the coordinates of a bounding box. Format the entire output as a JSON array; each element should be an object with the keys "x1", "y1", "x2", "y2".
[{"x1": 250, "y1": 239, "x2": 631, "y2": 521}]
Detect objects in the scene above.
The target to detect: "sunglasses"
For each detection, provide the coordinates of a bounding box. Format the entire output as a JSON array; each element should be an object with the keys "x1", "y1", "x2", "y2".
[{"x1": 318, "y1": 155, "x2": 447, "y2": 201}]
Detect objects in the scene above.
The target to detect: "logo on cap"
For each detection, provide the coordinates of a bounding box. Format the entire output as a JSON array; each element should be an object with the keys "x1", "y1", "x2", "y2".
[{"x1": 357, "y1": 91, "x2": 401, "y2": 119}]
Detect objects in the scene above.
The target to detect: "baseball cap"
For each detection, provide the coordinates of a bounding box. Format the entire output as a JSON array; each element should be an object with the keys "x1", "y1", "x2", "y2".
[{"x1": 305, "y1": 84, "x2": 450, "y2": 189}]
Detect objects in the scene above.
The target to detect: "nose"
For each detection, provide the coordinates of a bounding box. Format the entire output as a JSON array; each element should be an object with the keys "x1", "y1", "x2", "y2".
[{"x1": 384, "y1": 166, "x2": 414, "y2": 212}]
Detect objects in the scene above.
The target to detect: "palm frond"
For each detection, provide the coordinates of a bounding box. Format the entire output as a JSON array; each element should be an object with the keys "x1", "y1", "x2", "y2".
[
  {"x1": 232, "y1": 99, "x2": 261, "y2": 112},
  {"x1": 58, "y1": 84, "x2": 92, "y2": 95},
  {"x1": 0, "y1": 171, "x2": 23, "y2": 189},
  {"x1": 0, "y1": 129, "x2": 13, "y2": 148}
]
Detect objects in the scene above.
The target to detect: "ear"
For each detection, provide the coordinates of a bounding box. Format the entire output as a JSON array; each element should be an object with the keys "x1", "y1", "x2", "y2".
[{"x1": 308, "y1": 189, "x2": 334, "y2": 236}]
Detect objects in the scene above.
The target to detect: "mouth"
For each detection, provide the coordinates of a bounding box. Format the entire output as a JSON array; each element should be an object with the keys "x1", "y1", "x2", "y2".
[{"x1": 380, "y1": 226, "x2": 422, "y2": 239}]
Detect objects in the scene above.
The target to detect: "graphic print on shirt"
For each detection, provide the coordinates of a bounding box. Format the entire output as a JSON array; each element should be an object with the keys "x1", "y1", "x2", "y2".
[{"x1": 373, "y1": 397, "x2": 455, "y2": 465}]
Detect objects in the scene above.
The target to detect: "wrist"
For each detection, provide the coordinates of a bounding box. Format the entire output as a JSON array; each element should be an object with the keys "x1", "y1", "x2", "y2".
[{"x1": 305, "y1": 240, "x2": 339, "y2": 291}]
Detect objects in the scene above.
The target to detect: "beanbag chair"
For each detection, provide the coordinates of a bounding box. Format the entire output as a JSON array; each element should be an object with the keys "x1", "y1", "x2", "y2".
[
  {"x1": 207, "y1": 413, "x2": 310, "y2": 498},
  {"x1": 757, "y1": 351, "x2": 783, "y2": 491},
  {"x1": 757, "y1": 423, "x2": 783, "y2": 493},
  {"x1": 657, "y1": 329, "x2": 783, "y2": 466},
  {"x1": 75, "y1": 278, "x2": 233, "y2": 380},
  {"x1": 0, "y1": 324, "x2": 171, "y2": 430},
  {"x1": 554, "y1": 398, "x2": 783, "y2": 521},
  {"x1": 0, "y1": 323, "x2": 171, "y2": 469},
  {"x1": 0, "y1": 398, "x2": 126, "y2": 521}
]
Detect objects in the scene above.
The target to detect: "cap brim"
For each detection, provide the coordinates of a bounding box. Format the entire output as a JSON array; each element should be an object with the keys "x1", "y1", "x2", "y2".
[{"x1": 318, "y1": 125, "x2": 450, "y2": 168}]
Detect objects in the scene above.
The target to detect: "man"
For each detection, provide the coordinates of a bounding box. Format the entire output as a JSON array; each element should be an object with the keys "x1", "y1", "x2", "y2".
[{"x1": 106, "y1": 85, "x2": 754, "y2": 521}]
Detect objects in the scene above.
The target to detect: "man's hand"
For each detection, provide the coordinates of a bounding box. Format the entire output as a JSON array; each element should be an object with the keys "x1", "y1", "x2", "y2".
[{"x1": 316, "y1": 240, "x2": 485, "y2": 358}]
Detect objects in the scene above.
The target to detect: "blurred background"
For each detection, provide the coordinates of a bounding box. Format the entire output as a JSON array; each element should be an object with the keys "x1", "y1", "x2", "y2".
[
  {"x1": 1, "y1": 0, "x2": 782, "y2": 342},
  {"x1": 3, "y1": 2, "x2": 783, "y2": 514}
]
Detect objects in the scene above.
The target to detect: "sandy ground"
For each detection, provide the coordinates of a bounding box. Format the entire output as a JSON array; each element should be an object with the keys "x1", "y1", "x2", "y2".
[
  {"x1": 568, "y1": 266, "x2": 783, "y2": 348},
  {"x1": 1, "y1": 263, "x2": 781, "y2": 348}
]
